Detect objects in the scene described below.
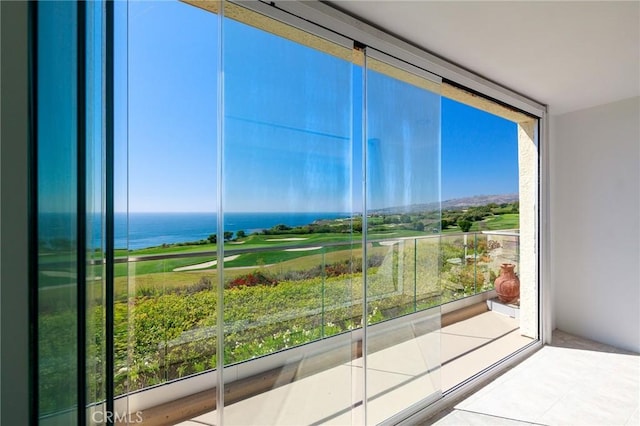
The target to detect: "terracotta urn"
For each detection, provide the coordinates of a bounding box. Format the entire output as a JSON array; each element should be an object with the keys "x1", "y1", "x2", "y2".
[{"x1": 495, "y1": 263, "x2": 520, "y2": 304}]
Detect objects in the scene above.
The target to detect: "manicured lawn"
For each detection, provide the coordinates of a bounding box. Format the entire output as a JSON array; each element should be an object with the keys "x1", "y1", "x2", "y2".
[
  {"x1": 479, "y1": 213, "x2": 519, "y2": 230},
  {"x1": 442, "y1": 213, "x2": 519, "y2": 233},
  {"x1": 109, "y1": 230, "x2": 428, "y2": 275}
]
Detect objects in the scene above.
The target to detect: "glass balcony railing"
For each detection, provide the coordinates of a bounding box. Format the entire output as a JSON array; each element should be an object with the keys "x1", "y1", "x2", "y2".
[
  {"x1": 97, "y1": 230, "x2": 519, "y2": 400},
  {"x1": 440, "y1": 231, "x2": 520, "y2": 302}
]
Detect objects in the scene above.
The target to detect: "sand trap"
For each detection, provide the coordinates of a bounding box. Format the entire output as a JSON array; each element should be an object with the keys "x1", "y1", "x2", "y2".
[
  {"x1": 284, "y1": 246, "x2": 322, "y2": 252},
  {"x1": 173, "y1": 255, "x2": 240, "y2": 272},
  {"x1": 379, "y1": 240, "x2": 400, "y2": 246},
  {"x1": 228, "y1": 241, "x2": 246, "y2": 244},
  {"x1": 266, "y1": 237, "x2": 309, "y2": 241}
]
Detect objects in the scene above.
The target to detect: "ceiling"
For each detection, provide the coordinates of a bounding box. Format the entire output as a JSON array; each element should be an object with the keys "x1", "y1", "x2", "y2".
[{"x1": 328, "y1": 1, "x2": 640, "y2": 115}]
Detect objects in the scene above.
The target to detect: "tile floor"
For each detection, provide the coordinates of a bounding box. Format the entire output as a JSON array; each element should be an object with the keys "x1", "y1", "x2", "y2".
[{"x1": 432, "y1": 330, "x2": 640, "y2": 426}]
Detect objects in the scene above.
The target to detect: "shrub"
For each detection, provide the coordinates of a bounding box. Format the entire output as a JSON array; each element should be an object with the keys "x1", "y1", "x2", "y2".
[
  {"x1": 458, "y1": 220, "x2": 472, "y2": 232},
  {"x1": 227, "y1": 271, "x2": 277, "y2": 290},
  {"x1": 181, "y1": 277, "x2": 213, "y2": 295}
]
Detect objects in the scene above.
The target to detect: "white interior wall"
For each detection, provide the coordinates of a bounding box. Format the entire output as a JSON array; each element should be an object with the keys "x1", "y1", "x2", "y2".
[{"x1": 550, "y1": 96, "x2": 640, "y2": 353}]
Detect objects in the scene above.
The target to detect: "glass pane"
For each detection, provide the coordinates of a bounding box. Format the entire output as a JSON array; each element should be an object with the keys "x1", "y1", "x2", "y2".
[
  {"x1": 118, "y1": 0, "x2": 219, "y2": 418},
  {"x1": 37, "y1": 2, "x2": 79, "y2": 423},
  {"x1": 364, "y1": 50, "x2": 441, "y2": 424},
  {"x1": 440, "y1": 233, "x2": 468, "y2": 302},
  {"x1": 222, "y1": 6, "x2": 356, "y2": 424},
  {"x1": 438, "y1": 97, "x2": 535, "y2": 391},
  {"x1": 86, "y1": 1, "x2": 107, "y2": 424},
  {"x1": 112, "y1": 0, "x2": 128, "y2": 406}
]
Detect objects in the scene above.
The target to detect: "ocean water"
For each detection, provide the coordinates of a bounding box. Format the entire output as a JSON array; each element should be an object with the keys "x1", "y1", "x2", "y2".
[
  {"x1": 114, "y1": 212, "x2": 348, "y2": 249},
  {"x1": 38, "y1": 211, "x2": 350, "y2": 250}
]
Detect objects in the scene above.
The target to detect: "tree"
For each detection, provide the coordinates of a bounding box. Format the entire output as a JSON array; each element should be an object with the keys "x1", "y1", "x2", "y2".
[
  {"x1": 458, "y1": 220, "x2": 472, "y2": 233},
  {"x1": 207, "y1": 234, "x2": 217, "y2": 244},
  {"x1": 223, "y1": 231, "x2": 234, "y2": 241},
  {"x1": 414, "y1": 221, "x2": 425, "y2": 231},
  {"x1": 236, "y1": 230, "x2": 246, "y2": 239}
]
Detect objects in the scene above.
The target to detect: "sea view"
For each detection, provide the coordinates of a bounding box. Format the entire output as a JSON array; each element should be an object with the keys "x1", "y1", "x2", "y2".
[
  {"x1": 115, "y1": 212, "x2": 349, "y2": 249},
  {"x1": 39, "y1": 212, "x2": 351, "y2": 250},
  {"x1": 39, "y1": 195, "x2": 517, "y2": 251}
]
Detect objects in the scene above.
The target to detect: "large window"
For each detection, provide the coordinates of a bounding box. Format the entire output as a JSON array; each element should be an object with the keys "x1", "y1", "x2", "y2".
[
  {"x1": 116, "y1": 1, "x2": 444, "y2": 423},
  {"x1": 32, "y1": 1, "x2": 540, "y2": 424}
]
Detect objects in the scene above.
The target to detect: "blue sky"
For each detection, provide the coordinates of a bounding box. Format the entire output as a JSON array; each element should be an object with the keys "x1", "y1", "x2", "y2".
[
  {"x1": 119, "y1": 1, "x2": 518, "y2": 213},
  {"x1": 441, "y1": 97, "x2": 518, "y2": 200}
]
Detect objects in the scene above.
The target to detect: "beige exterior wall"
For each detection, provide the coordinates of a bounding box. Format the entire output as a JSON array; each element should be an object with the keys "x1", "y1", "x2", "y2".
[{"x1": 518, "y1": 120, "x2": 538, "y2": 338}]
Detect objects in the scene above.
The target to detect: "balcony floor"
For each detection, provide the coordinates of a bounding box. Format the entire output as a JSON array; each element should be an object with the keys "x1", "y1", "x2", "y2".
[
  {"x1": 177, "y1": 309, "x2": 533, "y2": 425},
  {"x1": 441, "y1": 310, "x2": 532, "y2": 391},
  {"x1": 432, "y1": 330, "x2": 640, "y2": 425}
]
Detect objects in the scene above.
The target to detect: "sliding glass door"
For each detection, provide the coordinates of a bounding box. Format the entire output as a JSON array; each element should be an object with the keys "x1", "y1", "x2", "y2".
[
  {"x1": 118, "y1": 0, "x2": 219, "y2": 413},
  {"x1": 221, "y1": 5, "x2": 358, "y2": 424},
  {"x1": 363, "y1": 48, "x2": 442, "y2": 423},
  {"x1": 114, "y1": 1, "x2": 445, "y2": 423}
]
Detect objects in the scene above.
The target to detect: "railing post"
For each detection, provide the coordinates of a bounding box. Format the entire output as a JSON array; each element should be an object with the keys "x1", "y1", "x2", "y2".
[
  {"x1": 321, "y1": 249, "x2": 325, "y2": 339},
  {"x1": 414, "y1": 238, "x2": 417, "y2": 312},
  {"x1": 474, "y1": 232, "x2": 478, "y2": 295}
]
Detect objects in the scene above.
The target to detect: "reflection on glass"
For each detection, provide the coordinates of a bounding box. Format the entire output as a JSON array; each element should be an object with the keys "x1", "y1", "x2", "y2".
[
  {"x1": 37, "y1": 2, "x2": 79, "y2": 423},
  {"x1": 364, "y1": 51, "x2": 442, "y2": 423},
  {"x1": 222, "y1": 10, "x2": 356, "y2": 424}
]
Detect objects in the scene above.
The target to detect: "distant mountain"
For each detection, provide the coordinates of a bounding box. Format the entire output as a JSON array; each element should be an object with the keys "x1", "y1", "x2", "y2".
[
  {"x1": 370, "y1": 194, "x2": 519, "y2": 214},
  {"x1": 441, "y1": 194, "x2": 519, "y2": 210}
]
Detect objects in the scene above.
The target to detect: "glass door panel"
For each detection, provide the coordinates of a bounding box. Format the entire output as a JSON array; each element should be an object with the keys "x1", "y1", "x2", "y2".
[
  {"x1": 222, "y1": 4, "x2": 358, "y2": 424},
  {"x1": 364, "y1": 48, "x2": 442, "y2": 424},
  {"x1": 119, "y1": 0, "x2": 219, "y2": 418},
  {"x1": 85, "y1": 1, "x2": 107, "y2": 423}
]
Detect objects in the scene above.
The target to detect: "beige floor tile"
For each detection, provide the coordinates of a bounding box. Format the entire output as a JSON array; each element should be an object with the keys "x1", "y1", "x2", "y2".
[
  {"x1": 625, "y1": 408, "x2": 639, "y2": 425},
  {"x1": 455, "y1": 332, "x2": 639, "y2": 426},
  {"x1": 539, "y1": 388, "x2": 636, "y2": 426},
  {"x1": 433, "y1": 410, "x2": 537, "y2": 425},
  {"x1": 457, "y1": 375, "x2": 568, "y2": 423}
]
